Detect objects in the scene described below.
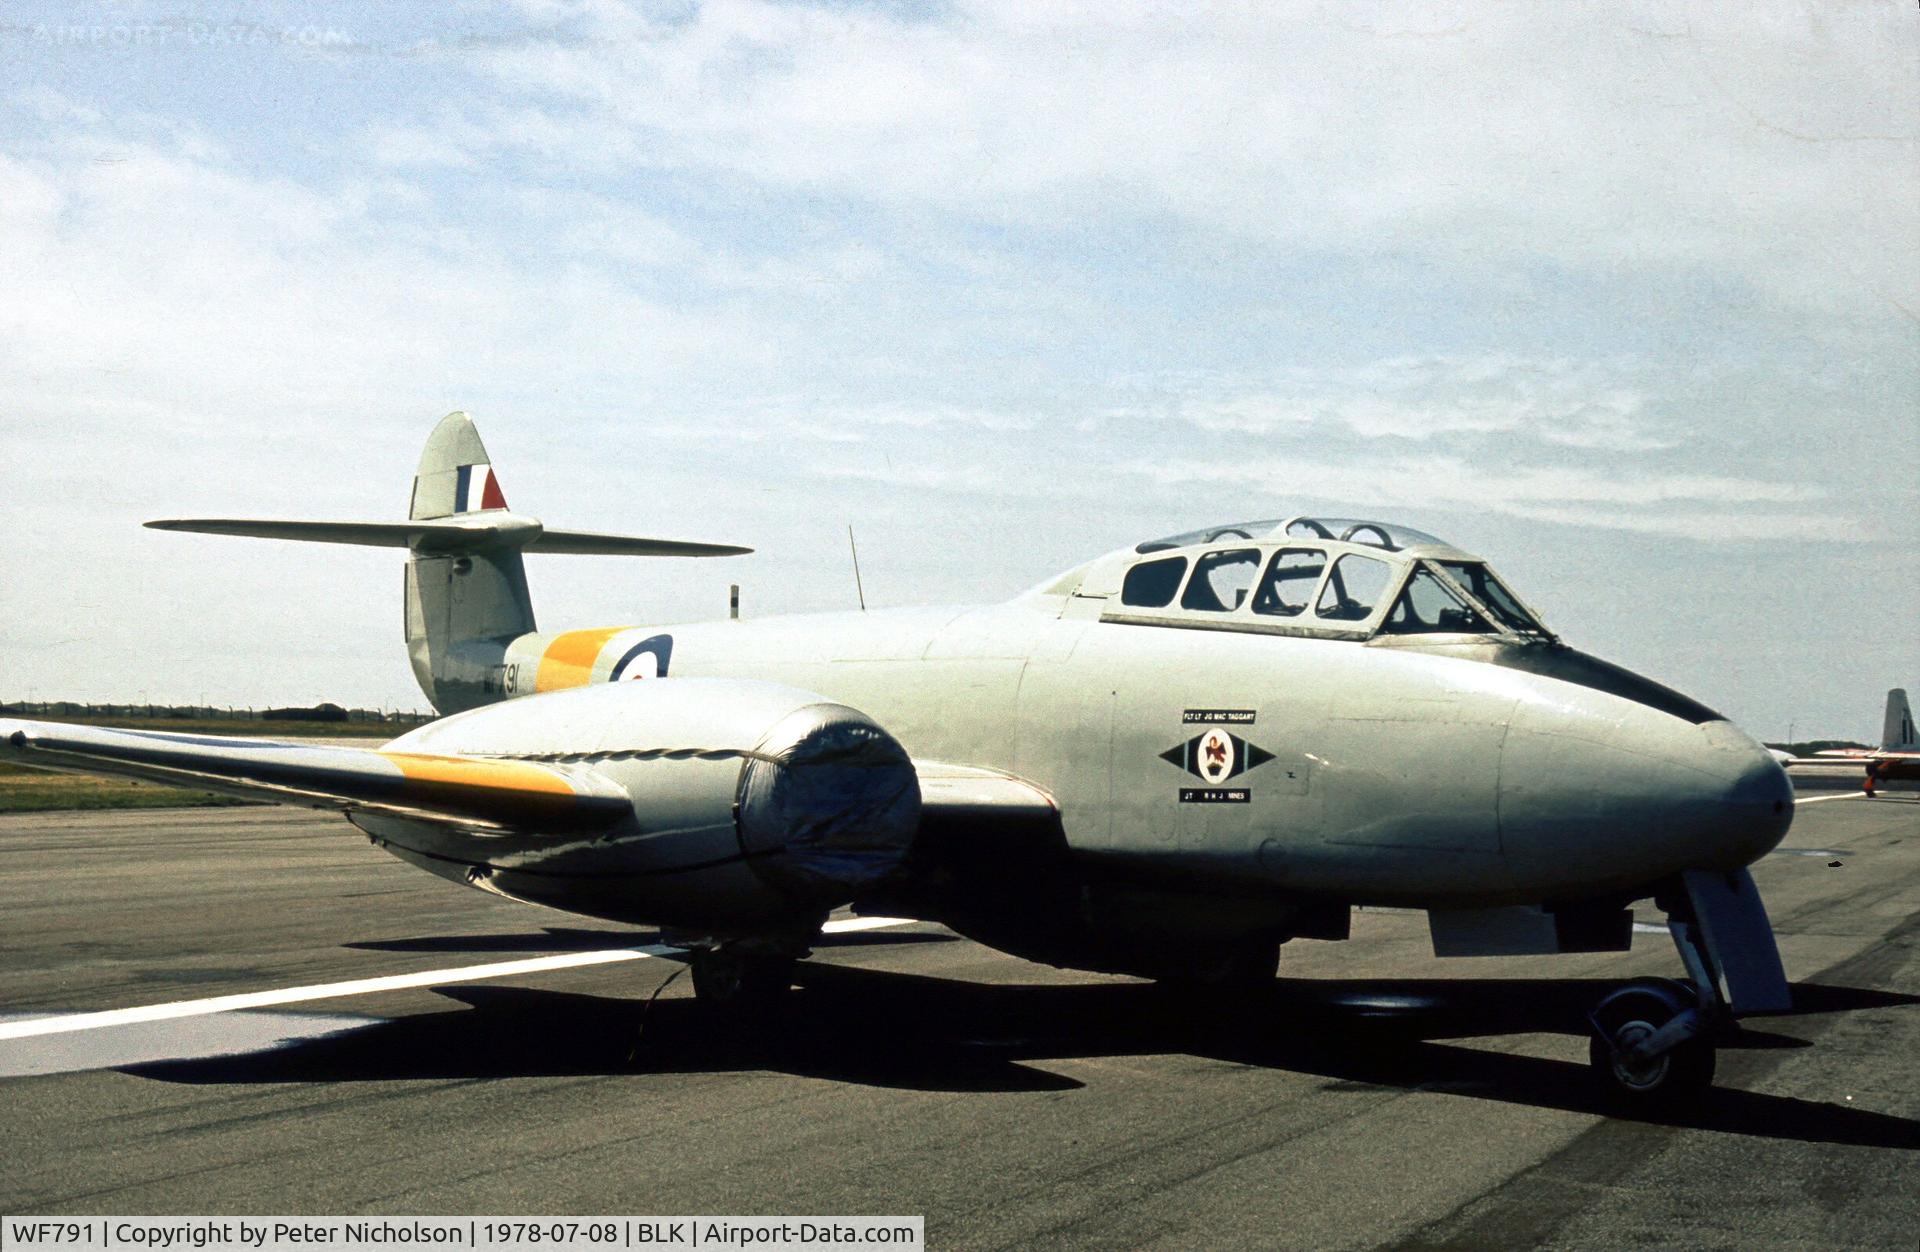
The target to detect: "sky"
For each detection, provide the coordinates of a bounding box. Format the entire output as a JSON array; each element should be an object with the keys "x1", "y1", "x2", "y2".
[{"x1": 1, "y1": 0, "x2": 1914, "y2": 741}]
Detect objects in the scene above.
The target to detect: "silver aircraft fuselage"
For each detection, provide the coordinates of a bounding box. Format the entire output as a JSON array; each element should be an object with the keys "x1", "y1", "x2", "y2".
[{"x1": 384, "y1": 570, "x2": 1790, "y2": 921}]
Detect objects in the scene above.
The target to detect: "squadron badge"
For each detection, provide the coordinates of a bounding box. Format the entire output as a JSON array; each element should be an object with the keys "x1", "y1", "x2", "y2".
[{"x1": 1162, "y1": 711, "x2": 1273, "y2": 802}]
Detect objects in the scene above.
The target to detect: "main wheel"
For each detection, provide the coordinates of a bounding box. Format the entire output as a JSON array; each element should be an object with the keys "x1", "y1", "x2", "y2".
[
  {"x1": 689, "y1": 949, "x2": 796, "y2": 1024},
  {"x1": 1191, "y1": 938, "x2": 1282, "y2": 990},
  {"x1": 1587, "y1": 977, "x2": 1716, "y2": 1104},
  {"x1": 1151, "y1": 939, "x2": 1281, "y2": 1027}
]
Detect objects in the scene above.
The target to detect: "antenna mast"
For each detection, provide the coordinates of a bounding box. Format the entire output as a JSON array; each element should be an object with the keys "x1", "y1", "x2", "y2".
[{"x1": 848, "y1": 525, "x2": 867, "y2": 612}]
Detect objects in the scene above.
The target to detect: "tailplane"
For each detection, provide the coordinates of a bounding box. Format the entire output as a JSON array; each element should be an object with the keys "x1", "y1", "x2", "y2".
[
  {"x1": 147, "y1": 411, "x2": 749, "y2": 714},
  {"x1": 1885, "y1": 688, "x2": 1916, "y2": 751}
]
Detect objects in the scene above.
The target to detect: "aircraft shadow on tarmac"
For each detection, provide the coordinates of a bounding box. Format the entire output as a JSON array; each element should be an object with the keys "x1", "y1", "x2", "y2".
[
  {"x1": 120, "y1": 959, "x2": 1919, "y2": 1150},
  {"x1": 343, "y1": 928, "x2": 958, "y2": 954}
]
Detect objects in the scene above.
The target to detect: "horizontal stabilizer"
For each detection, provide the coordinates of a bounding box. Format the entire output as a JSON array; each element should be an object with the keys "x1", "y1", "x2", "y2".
[
  {"x1": 146, "y1": 515, "x2": 750, "y2": 557},
  {"x1": 529, "y1": 530, "x2": 752, "y2": 557},
  {"x1": 0, "y1": 719, "x2": 631, "y2": 833}
]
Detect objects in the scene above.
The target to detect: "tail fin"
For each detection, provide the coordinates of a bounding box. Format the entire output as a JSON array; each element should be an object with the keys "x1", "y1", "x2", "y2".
[
  {"x1": 146, "y1": 411, "x2": 750, "y2": 714},
  {"x1": 404, "y1": 414, "x2": 536, "y2": 710},
  {"x1": 1885, "y1": 688, "x2": 1916, "y2": 750},
  {"x1": 410, "y1": 411, "x2": 509, "y2": 520}
]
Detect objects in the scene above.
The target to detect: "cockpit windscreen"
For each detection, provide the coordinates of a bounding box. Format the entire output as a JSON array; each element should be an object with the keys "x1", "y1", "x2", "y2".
[
  {"x1": 1381, "y1": 566, "x2": 1495, "y2": 635},
  {"x1": 1435, "y1": 561, "x2": 1547, "y2": 634}
]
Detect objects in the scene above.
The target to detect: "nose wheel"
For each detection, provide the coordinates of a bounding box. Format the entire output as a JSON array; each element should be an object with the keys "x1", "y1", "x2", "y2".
[{"x1": 1587, "y1": 976, "x2": 1717, "y2": 1103}]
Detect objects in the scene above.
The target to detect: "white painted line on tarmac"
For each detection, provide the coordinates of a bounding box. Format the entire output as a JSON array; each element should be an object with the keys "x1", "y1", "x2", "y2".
[
  {"x1": 815, "y1": 915, "x2": 917, "y2": 935},
  {"x1": 0, "y1": 916, "x2": 918, "y2": 1042},
  {"x1": 1796, "y1": 793, "x2": 1867, "y2": 805},
  {"x1": 0, "y1": 950, "x2": 667, "y2": 1042}
]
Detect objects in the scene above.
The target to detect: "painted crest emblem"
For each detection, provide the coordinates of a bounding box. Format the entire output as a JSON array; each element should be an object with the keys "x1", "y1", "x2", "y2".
[
  {"x1": 1161, "y1": 728, "x2": 1273, "y2": 783},
  {"x1": 1198, "y1": 728, "x2": 1235, "y2": 782}
]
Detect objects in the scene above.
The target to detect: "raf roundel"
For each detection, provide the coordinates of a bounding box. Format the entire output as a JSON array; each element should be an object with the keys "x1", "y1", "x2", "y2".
[{"x1": 609, "y1": 634, "x2": 675, "y2": 682}]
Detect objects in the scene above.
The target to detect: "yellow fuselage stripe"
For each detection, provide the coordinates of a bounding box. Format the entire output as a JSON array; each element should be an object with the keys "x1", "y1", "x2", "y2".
[{"x1": 535, "y1": 626, "x2": 629, "y2": 693}]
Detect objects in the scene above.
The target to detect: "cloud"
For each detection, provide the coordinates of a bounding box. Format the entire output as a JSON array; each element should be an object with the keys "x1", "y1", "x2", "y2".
[
  {"x1": 0, "y1": 98, "x2": 805, "y2": 441},
  {"x1": 424, "y1": 0, "x2": 1917, "y2": 323},
  {"x1": 1121, "y1": 452, "x2": 1833, "y2": 540},
  {"x1": 1158, "y1": 355, "x2": 1676, "y2": 451},
  {"x1": 1, "y1": 5, "x2": 1912, "y2": 730}
]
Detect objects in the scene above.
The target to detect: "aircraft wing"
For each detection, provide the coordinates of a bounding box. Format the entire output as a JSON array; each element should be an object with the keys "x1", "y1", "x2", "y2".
[
  {"x1": 0, "y1": 719, "x2": 630, "y2": 834},
  {"x1": 912, "y1": 761, "x2": 1060, "y2": 831},
  {"x1": 1792, "y1": 750, "x2": 1920, "y2": 767}
]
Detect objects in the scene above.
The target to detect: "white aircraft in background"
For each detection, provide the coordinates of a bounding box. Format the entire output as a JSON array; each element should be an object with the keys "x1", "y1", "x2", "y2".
[
  {"x1": 1, "y1": 412, "x2": 1798, "y2": 1104},
  {"x1": 1788, "y1": 689, "x2": 1919, "y2": 796}
]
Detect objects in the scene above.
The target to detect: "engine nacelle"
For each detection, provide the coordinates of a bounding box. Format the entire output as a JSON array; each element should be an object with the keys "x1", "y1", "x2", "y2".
[{"x1": 358, "y1": 679, "x2": 921, "y2": 933}]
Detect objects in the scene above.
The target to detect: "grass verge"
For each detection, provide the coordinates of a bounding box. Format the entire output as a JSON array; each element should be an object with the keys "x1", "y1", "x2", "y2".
[
  {"x1": 0, "y1": 767, "x2": 256, "y2": 812},
  {"x1": 0, "y1": 714, "x2": 404, "y2": 813}
]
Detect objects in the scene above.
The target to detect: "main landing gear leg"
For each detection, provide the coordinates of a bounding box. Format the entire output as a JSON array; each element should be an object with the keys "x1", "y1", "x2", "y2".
[
  {"x1": 1586, "y1": 916, "x2": 1723, "y2": 1105},
  {"x1": 686, "y1": 939, "x2": 805, "y2": 1025}
]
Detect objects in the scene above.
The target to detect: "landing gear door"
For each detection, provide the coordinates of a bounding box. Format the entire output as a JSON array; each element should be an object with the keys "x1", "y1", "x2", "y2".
[{"x1": 1681, "y1": 868, "x2": 1791, "y2": 1014}]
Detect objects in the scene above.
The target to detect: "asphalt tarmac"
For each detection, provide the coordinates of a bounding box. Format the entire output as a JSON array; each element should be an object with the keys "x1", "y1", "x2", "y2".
[{"x1": 2, "y1": 790, "x2": 1915, "y2": 1249}]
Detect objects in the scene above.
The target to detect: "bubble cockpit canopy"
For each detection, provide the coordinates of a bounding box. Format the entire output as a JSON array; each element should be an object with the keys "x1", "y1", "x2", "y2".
[
  {"x1": 1137, "y1": 516, "x2": 1448, "y2": 555},
  {"x1": 1068, "y1": 514, "x2": 1553, "y2": 643}
]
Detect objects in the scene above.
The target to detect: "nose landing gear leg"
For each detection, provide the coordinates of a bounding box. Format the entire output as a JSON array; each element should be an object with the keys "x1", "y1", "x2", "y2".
[
  {"x1": 1587, "y1": 925, "x2": 1721, "y2": 1105},
  {"x1": 1587, "y1": 868, "x2": 1790, "y2": 1106}
]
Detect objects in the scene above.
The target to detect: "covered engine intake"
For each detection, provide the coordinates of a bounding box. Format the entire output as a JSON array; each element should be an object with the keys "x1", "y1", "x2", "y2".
[
  {"x1": 357, "y1": 678, "x2": 922, "y2": 932},
  {"x1": 735, "y1": 702, "x2": 923, "y2": 904}
]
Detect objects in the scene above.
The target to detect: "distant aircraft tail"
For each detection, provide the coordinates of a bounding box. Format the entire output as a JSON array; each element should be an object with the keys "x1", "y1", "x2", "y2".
[
  {"x1": 1885, "y1": 688, "x2": 1916, "y2": 751},
  {"x1": 147, "y1": 412, "x2": 750, "y2": 714}
]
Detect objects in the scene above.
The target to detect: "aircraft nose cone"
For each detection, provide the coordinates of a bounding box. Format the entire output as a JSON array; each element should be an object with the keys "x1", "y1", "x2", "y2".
[
  {"x1": 1500, "y1": 696, "x2": 1793, "y2": 892},
  {"x1": 1687, "y1": 720, "x2": 1794, "y2": 866}
]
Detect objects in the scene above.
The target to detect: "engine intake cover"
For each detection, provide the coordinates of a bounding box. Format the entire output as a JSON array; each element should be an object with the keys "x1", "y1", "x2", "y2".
[
  {"x1": 376, "y1": 677, "x2": 922, "y2": 928},
  {"x1": 737, "y1": 704, "x2": 922, "y2": 903}
]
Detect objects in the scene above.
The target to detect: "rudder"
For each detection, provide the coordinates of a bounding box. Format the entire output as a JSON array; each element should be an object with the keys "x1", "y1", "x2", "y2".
[
  {"x1": 405, "y1": 413, "x2": 536, "y2": 713},
  {"x1": 411, "y1": 413, "x2": 509, "y2": 520}
]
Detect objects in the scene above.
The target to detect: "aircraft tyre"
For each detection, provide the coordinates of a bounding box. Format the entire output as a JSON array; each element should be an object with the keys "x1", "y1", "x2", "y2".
[
  {"x1": 1152, "y1": 938, "x2": 1281, "y2": 1015},
  {"x1": 1587, "y1": 977, "x2": 1716, "y2": 1104},
  {"x1": 1195, "y1": 937, "x2": 1281, "y2": 991},
  {"x1": 689, "y1": 948, "x2": 796, "y2": 1022}
]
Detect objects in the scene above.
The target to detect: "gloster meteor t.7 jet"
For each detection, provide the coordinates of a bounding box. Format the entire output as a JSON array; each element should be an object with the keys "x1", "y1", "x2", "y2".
[{"x1": 1, "y1": 413, "x2": 1798, "y2": 1103}]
